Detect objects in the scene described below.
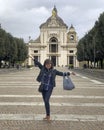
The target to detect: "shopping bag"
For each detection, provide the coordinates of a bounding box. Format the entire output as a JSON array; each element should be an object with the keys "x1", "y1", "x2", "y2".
[{"x1": 63, "y1": 75, "x2": 75, "y2": 90}]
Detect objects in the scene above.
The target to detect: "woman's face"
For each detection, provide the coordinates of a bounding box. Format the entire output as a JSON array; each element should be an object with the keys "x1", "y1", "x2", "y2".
[{"x1": 45, "y1": 63, "x2": 52, "y2": 69}]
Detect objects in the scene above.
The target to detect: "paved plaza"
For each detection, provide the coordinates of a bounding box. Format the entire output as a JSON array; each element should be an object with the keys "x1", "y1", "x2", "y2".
[{"x1": 0, "y1": 67, "x2": 104, "y2": 130}]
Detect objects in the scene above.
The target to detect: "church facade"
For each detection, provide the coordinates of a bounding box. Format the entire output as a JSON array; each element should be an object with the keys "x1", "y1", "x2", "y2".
[{"x1": 28, "y1": 6, "x2": 79, "y2": 67}]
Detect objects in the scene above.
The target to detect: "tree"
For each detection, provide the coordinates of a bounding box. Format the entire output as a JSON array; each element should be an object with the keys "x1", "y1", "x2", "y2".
[
  {"x1": 0, "y1": 27, "x2": 28, "y2": 68},
  {"x1": 77, "y1": 12, "x2": 104, "y2": 69}
]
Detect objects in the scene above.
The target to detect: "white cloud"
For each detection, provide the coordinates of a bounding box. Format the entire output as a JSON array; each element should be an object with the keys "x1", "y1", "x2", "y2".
[{"x1": 0, "y1": 0, "x2": 104, "y2": 42}]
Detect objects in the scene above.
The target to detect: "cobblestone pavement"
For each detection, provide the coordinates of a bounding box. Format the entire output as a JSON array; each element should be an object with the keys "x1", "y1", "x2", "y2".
[
  {"x1": 0, "y1": 67, "x2": 104, "y2": 130},
  {"x1": 72, "y1": 68, "x2": 104, "y2": 82}
]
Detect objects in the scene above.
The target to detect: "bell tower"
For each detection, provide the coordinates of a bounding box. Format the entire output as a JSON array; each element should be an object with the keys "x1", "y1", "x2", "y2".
[{"x1": 67, "y1": 24, "x2": 77, "y2": 43}]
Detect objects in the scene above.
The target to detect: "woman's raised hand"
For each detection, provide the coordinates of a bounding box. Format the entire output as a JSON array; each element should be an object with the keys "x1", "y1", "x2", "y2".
[
  {"x1": 71, "y1": 72, "x2": 76, "y2": 75},
  {"x1": 29, "y1": 55, "x2": 34, "y2": 60}
]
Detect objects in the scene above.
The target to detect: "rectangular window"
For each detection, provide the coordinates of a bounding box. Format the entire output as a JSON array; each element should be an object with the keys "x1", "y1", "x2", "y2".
[
  {"x1": 34, "y1": 50, "x2": 38, "y2": 53},
  {"x1": 69, "y1": 50, "x2": 73, "y2": 53}
]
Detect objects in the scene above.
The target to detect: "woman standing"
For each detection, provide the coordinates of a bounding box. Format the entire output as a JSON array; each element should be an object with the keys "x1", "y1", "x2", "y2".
[{"x1": 30, "y1": 56, "x2": 74, "y2": 121}]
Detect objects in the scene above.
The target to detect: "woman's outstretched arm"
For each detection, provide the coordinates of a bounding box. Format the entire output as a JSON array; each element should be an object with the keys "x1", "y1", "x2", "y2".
[
  {"x1": 29, "y1": 55, "x2": 43, "y2": 69},
  {"x1": 55, "y1": 69, "x2": 75, "y2": 76}
]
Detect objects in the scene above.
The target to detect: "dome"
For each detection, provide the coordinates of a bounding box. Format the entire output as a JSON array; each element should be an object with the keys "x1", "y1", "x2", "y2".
[
  {"x1": 68, "y1": 24, "x2": 76, "y2": 33},
  {"x1": 40, "y1": 6, "x2": 68, "y2": 28}
]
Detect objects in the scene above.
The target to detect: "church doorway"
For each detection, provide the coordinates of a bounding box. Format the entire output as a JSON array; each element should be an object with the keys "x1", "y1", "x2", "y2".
[
  {"x1": 69, "y1": 56, "x2": 74, "y2": 68},
  {"x1": 51, "y1": 56, "x2": 56, "y2": 66}
]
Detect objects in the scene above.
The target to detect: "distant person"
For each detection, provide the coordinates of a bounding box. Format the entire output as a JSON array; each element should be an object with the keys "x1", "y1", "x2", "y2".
[{"x1": 16, "y1": 64, "x2": 19, "y2": 69}]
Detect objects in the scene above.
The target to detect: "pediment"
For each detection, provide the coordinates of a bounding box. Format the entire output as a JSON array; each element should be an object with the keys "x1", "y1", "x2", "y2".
[{"x1": 48, "y1": 19, "x2": 60, "y2": 27}]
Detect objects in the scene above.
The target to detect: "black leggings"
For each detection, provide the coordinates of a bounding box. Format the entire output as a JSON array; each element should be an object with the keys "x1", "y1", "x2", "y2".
[{"x1": 42, "y1": 87, "x2": 53, "y2": 116}]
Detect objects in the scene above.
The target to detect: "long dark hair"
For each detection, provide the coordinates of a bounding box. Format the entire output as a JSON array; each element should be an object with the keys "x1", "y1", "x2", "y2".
[{"x1": 44, "y1": 59, "x2": 54, "y2": 69}]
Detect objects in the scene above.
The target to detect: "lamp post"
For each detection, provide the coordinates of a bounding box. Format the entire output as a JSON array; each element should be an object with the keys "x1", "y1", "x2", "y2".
[{"x1": 93, "y1": 36, "x2": 96, "y2": 68}]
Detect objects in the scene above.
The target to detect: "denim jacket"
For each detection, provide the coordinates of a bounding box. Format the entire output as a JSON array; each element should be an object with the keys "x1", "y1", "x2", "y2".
[{"x1": 34, "y1": 59, "x2": 70, "y2": 87}]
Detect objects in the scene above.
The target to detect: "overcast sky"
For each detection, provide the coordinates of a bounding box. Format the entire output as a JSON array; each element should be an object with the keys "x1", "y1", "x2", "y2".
[{"x1": 0, "y1": 0, "x2": 104, "y2": 42}]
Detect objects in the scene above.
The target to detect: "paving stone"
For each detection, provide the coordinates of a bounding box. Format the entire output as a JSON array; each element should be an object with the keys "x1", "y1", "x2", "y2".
[{"x1": 0, "y1": 67, "x2": 104, "y2": 130}]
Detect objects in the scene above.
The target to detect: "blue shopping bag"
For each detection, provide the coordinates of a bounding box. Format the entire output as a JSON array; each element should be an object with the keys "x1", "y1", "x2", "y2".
[{"x1": 63, "y1": 75, "x2": 75, "y2": 90}]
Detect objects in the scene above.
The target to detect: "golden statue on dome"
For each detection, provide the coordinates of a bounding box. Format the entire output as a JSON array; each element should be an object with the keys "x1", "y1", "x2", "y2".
[{"x1": 52, "y1": 5, "x2": 57, "y2": 17}]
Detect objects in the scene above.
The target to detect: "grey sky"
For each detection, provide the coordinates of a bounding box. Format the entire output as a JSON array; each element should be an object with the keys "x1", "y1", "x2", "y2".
[{"x1": 0, "y1": 0, "x2": 104, "y2": 42}]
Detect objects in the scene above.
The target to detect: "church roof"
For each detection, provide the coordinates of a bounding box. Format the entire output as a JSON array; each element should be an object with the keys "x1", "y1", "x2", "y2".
[
  {"x1": 34, "y1": 36, "x2": 40, "y2": 43},
  {"x1": 40, "y1": 6, "x2": 68, "y2": 29},
  {"x1": 29, "y1": 36, "x2": 40, "y2": 43},
  {"x1": 68, "y1": 24, "x2": 76, "y2": 34}
]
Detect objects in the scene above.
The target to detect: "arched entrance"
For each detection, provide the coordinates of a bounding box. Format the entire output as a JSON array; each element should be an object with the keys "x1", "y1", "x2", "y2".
[{"x1": 49, "y1": 37, "x2": 58, "y2": 66}]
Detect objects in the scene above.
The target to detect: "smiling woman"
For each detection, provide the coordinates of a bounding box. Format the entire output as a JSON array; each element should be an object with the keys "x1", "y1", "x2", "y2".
[{"x1": 28, "y1": 55, "x2": 75, "y2": 121}]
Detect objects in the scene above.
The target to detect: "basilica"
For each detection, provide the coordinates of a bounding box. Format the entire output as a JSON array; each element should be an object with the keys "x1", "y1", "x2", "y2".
[{"x1": 28, "y1": 6, "x2": 79, "y2": 67}]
